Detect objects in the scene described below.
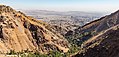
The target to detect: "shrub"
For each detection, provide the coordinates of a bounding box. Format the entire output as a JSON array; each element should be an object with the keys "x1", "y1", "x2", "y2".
[
  {"x1": 49, "y1": 51, "x2": 63, "y2": 57},
  {"x1": 7, "y1": 50, "x2": 17, "y2": 55},
  {"x1": 20, "y1": 52, "x2": 48, "y2": 57}
]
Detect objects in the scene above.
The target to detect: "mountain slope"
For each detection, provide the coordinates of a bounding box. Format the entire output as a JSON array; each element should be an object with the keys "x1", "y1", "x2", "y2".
[
  {"x1": 80, "y1": 10, "x2": 119, "y2": 33},
  {"x1": 71, "y1": 10, "x2": 119, "y2": 57},
  {"x1": 0, "y1": 5, "x2": 69, "y2": 54},
  {"x1": 73, "y1": 24, "x2": 119, "y2": 57},
  {"x1": 65, "y1": 10, "x2": 119, "y2": 45}
]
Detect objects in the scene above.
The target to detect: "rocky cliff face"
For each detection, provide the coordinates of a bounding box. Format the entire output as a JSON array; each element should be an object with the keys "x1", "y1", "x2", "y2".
[
  {"x1": 72, "y1": 10, "x2": 119, "y2": 57},
  {"x1": 0, "y1": 5, "x2": 69, "y2": 54}
]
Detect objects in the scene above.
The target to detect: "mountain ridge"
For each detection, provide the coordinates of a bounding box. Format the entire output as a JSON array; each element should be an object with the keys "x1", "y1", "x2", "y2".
[
  {"x1": 65, "y1": 9, "x2": 119, "y2": 46},
  {"x1": 0, "y1": 5, "x2": 69, "y2": 54},
  {"x1": 72, "y1": 9, "x2": 119, "y2": 57}
]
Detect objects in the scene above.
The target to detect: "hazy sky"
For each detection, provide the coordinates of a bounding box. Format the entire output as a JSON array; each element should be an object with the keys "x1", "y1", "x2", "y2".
[{"x1": 0, "y1": 0, "x2": 119, "y2": 12}]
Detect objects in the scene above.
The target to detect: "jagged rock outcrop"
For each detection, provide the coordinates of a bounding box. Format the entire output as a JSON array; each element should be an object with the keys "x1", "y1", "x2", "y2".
[{"x1": 0, "y1": 5, "x2": 69, "y2": 54}]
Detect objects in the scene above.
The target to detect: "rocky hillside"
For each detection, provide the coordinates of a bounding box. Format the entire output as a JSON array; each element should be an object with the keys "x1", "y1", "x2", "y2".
[
  {"x1": 72, "y1": 10, "x2": 119, "y2": 57},
  {"x1": 0, "y1": 5, "x2": 69, "y2": 54},
  {"x1": 73, "y1": 22, "x2": 119, "y2": 57}
]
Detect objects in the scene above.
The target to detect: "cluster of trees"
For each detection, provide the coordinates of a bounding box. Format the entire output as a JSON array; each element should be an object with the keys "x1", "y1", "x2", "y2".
[{"x1": 65, "y1": 30, "x2": 96, "y2": 46}]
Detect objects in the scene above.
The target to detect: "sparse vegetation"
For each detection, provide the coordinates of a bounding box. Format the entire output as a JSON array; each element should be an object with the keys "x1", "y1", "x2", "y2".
[
  {"x1": 5, "y1": 45, "x2": 80, "y2": 57},
  {"x1": 65, "y1": 30, "x2": 97, "y2": 46},
  {"x1": 7, "y1": 50, "x2": 17, "y2": 55}
]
